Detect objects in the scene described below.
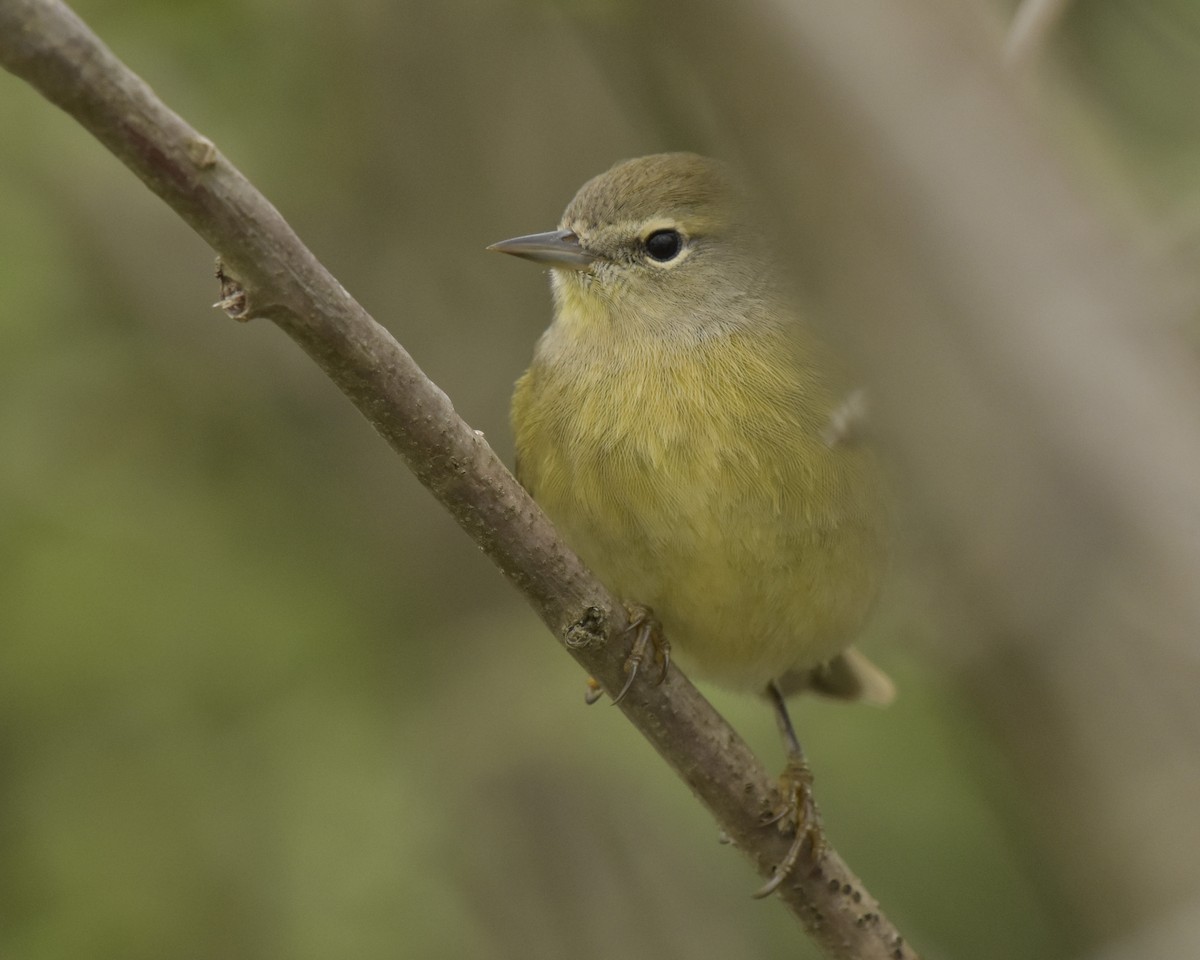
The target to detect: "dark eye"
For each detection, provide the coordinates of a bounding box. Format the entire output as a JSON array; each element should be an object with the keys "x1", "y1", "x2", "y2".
[{"x1": 644, "y1": 228, "x2": 683, "y2": 262}]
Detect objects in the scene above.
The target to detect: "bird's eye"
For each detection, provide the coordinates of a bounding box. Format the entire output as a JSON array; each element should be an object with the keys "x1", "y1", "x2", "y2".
[{"x1": 644, "y1": 228, "x2": 683, "y2": 263}]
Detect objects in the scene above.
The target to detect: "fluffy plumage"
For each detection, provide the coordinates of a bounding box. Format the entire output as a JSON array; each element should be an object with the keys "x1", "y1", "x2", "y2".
[{"x1": 509, "y1": 153, "x2": 890, "y2": 698}]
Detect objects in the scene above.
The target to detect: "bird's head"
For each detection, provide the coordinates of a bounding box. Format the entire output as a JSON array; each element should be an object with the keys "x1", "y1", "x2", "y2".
[{"x1": 490, "y1": 153, "x2": 769, "y2": 340}]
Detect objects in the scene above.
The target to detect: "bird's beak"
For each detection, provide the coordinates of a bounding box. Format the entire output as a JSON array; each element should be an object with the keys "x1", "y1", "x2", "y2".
[{"x1": 487, "y1": 229, "x2": 597, "y2": 270}]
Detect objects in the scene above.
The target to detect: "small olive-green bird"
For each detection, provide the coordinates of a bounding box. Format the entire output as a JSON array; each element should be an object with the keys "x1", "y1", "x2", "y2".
[{"x1": 491, "y1": 153, "x2": 891, "y2": 889}]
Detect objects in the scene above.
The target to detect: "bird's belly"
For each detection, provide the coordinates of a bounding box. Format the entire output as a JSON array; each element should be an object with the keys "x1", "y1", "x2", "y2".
[{"x1": 530, "y1": 435, "x2": 876, "y2": 691}]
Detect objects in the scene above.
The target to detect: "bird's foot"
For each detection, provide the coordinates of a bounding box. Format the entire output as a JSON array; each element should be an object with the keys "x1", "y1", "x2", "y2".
[
  {"x1": 609, "y1": 605, "x2": 669, "y2": 705},
  {"x1": 753, "y1": 754, "x2": 826, "y2": 899}
]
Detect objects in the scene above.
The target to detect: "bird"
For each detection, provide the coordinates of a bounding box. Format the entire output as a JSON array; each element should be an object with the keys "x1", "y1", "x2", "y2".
[{"x1": 490, "y1": 153, "x2": 892, "y2": 895}]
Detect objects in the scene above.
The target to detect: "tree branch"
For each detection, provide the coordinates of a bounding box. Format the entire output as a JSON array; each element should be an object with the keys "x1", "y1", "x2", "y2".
[{"x1": 0, "y1": 1, "x2": 915, "y2": 957}]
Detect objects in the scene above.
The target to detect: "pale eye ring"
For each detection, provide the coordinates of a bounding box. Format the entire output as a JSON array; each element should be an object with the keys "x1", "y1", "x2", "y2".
[{"x1": 644, "y1": 228, "x2": 684, "y2": 263}]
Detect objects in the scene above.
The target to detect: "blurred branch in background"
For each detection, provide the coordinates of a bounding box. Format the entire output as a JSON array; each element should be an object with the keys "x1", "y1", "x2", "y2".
[{"x1": 1005, "y1": 0, "x2": 1075, "y2": 65}]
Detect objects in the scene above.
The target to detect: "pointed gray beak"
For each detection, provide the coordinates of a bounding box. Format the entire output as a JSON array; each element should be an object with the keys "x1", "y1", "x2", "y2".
[{"x1": 487, "y1": 229, "x2": 597, "y2": 270}]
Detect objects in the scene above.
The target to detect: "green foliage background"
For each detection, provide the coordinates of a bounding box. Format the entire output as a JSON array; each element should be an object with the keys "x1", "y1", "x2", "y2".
[{"x1": 2, "y1": 1, "x2": 1198, "y2": 957}]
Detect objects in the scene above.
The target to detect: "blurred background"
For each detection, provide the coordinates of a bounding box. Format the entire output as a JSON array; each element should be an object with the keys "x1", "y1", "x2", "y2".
[{"x1": 3, "y1": 0, "x2": 1200, "y2": 958}]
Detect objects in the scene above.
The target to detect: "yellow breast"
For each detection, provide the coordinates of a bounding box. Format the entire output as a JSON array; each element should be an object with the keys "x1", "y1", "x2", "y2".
[{"x1": 512, "y1": 317, "x2": 887, "y2": 692}]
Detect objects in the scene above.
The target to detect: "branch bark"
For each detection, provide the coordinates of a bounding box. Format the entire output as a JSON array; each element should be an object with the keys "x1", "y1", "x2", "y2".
[{"x1": 0, "y1": 1, "x2": 916, "y2": 957}]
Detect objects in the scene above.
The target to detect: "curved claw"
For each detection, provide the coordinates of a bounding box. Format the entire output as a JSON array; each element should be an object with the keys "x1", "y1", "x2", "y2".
[
  {"x1": 752, "y1": 822, "x2": 819, "y2": 899},
  {"x1": 753, "y1": 869, "x2": 787, "y2": 900},
  {"x1": 610, "y1": 658, "x2": 640, "y2": 705},
  {"x1": 759, "y1": 806, "x2": 789, "y2": 828},
  {"x1": 608, "y1": 605, "x2": 668, "y2": 705}
]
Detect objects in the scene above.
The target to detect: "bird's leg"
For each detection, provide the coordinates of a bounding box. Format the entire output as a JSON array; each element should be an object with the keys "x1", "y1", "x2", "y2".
[
  {"x1": 605, "y1": 604, "x2": 669, "y2": 705},
  {"x1": 754, "y1": 680, "x2": 826, "y2": 899}
]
